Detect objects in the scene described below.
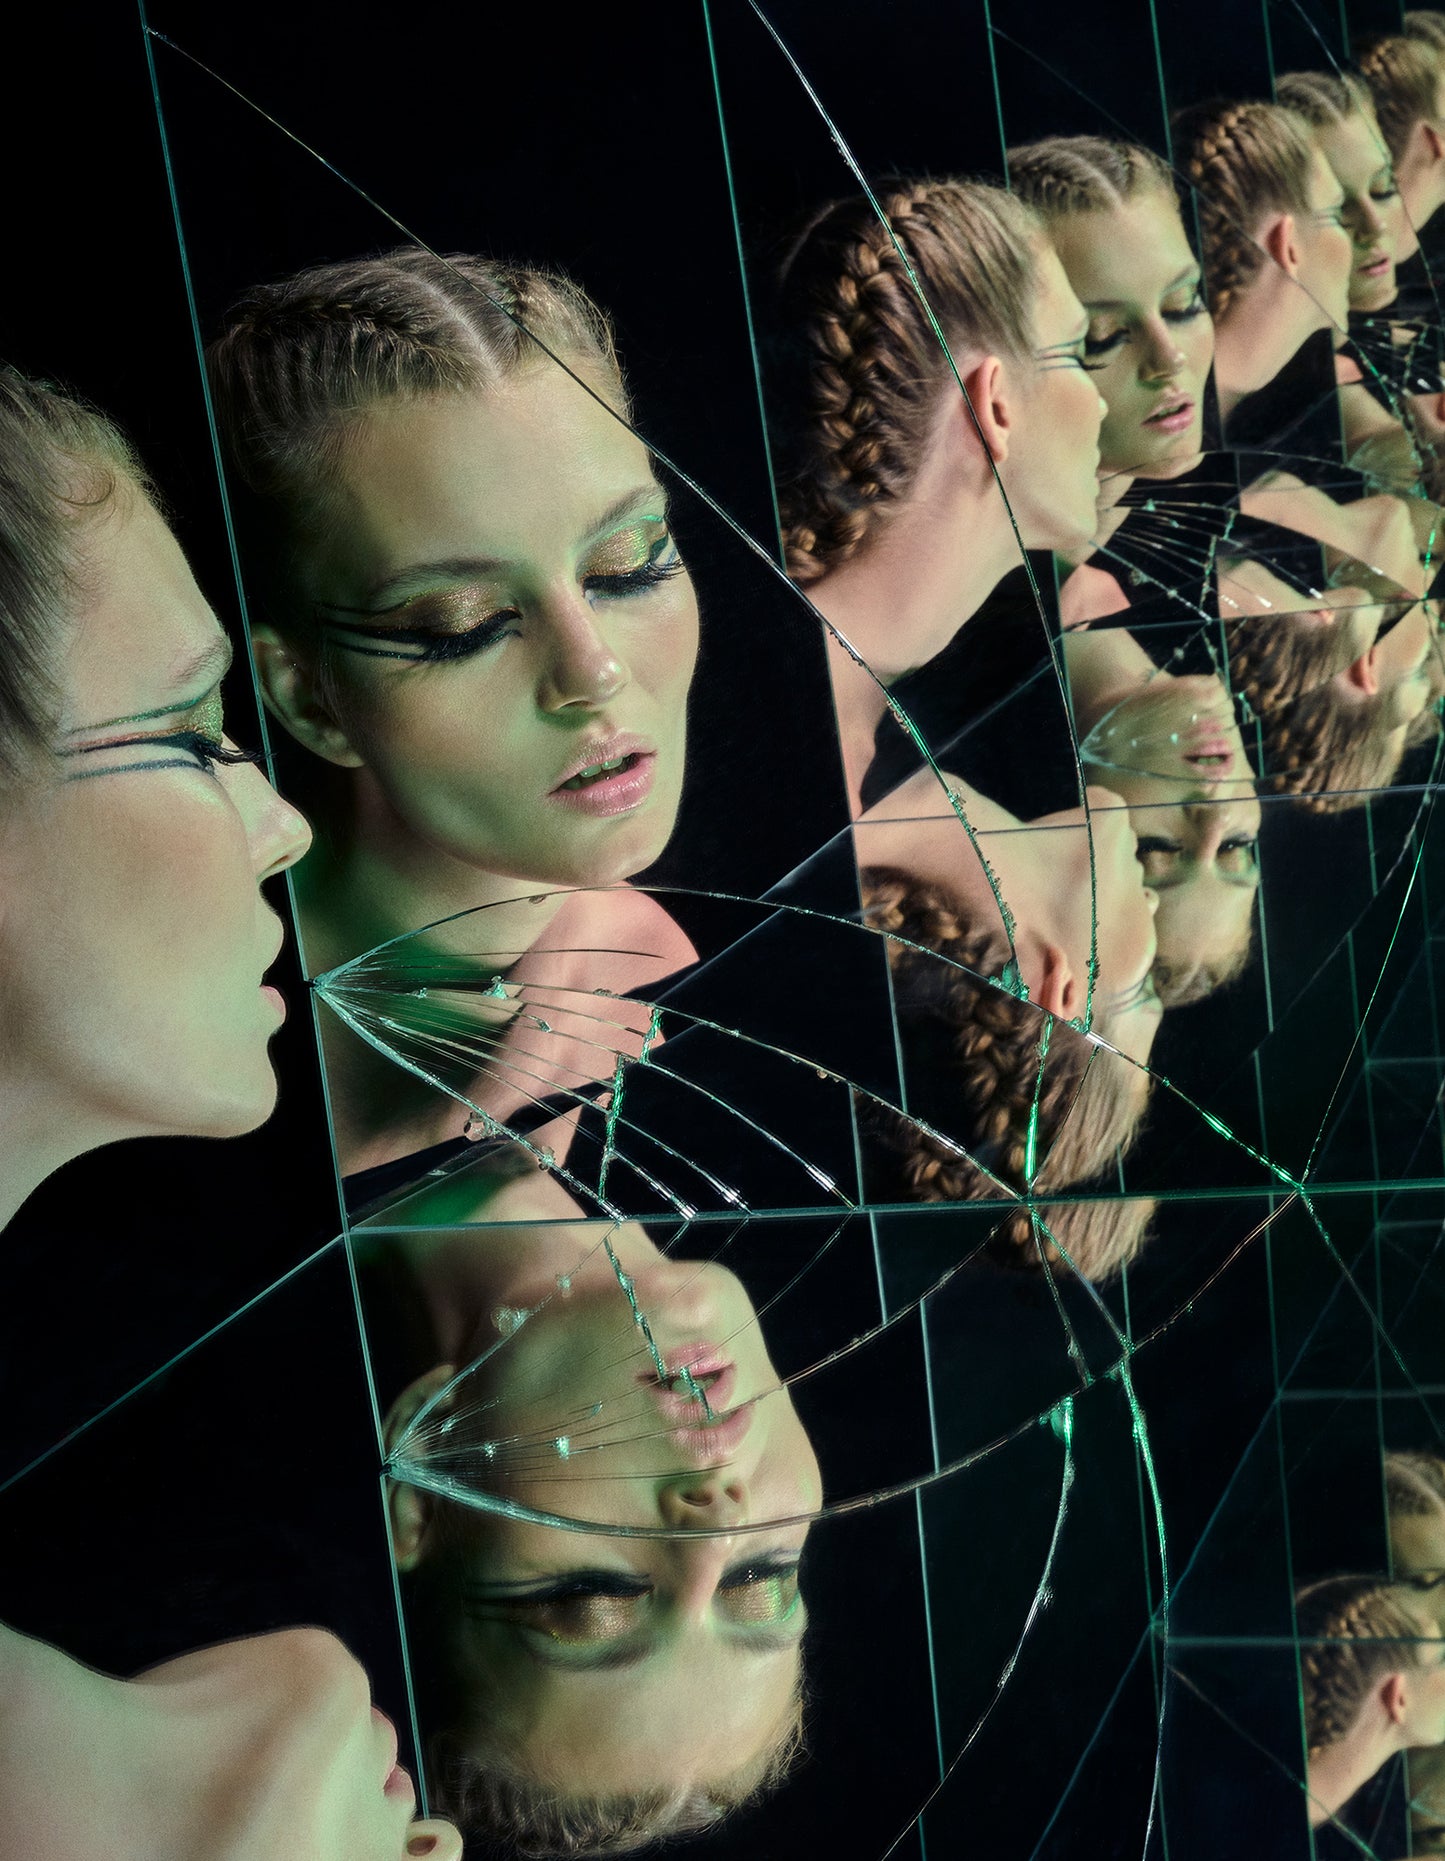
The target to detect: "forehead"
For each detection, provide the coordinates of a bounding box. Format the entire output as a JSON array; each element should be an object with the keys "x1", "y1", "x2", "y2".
[
  {"x1": 61, "y1": 488, "x2": 225, "y2": 731},
  {"x1": 1315, "y1": 109, "x2": 1389, "y2": 184},
  {"x1": 1049, "y1": 191, "x2": 1196, "y2": 305},
  {"x1": 316, "y1": 370, "x2": 654, "y2": 582},
  {"x1": 1305, "y1": 147, "x2": 1347, "y2": 208},
  {"x1": 1028, "y1": 241, "x2": 1088, "y2": 339}
]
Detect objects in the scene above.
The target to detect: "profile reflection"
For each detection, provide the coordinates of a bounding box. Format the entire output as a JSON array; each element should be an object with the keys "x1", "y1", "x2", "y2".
[{"x1": 381, "y1": 1188, "x2": 820, "y2": 1855}]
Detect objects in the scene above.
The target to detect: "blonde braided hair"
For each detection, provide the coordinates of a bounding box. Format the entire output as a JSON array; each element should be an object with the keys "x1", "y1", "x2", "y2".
[
  {"x1": 1404, "y1": 11, "x2": 1445, "y2": 52},
  {"x1": 1356, "y1": 34, "x2": 1445, "y2": 163},
  {"x1": 206, "y1": 247, "x2": 624, "y2": 640},
  {"x1": 1173, "y1": 100, "x2": 1318, "y2": 320},
  {"x1": 1275, "y1": 68, "x2": 1380, "y2": 134},
  {"x1": 861, "y1": 867, "x2": 1155, "y2": 1280},
  {"x1": 1386, "y1": 1449, "x2": 1445, "y2": 1519},
  {"x1": 1296, "y1": 1574, "x2": 1428, "y2": 1752},
  {"x1": 1007, "y1": 135, "x2": 1176, "y2": 220},
  {"x1": 769, "y1": 179, "x2": 1042, "y2": 586}
]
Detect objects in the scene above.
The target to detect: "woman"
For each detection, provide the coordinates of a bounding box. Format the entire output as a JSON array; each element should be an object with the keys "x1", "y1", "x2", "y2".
[
  {"x1": 1171, "y1": 98, "x2": 1354, "y2": 430},
  {"x1": 765, "y1": 177, "x2": 1106, "y2": 811},
  {"x1": 0, "y1": 366, "x2": 460, "y2": 1859},
  {"x1": 1063, "y1": 632, "x2": 1261, "y2": 1007},
  {"x1": 854, "y1": 775, "x2": 1162, "y2": 1279},
  {"x1": 1296, "y1": 1573, "x2": 1445, "y2": 1830},
  {"x1": 206, "y1": 248, "x2": 701, "y2": 1182},
  {"x1": 373, "y1": 1167, "x2": 821, "y2": 1854},
  {"x1": 1357, "y1": 32, "x2": 1445, "y2": 266}
]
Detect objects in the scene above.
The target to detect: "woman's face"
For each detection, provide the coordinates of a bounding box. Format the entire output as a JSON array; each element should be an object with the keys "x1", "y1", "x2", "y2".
[
  {"x1": 396, "y1": 1252, "x2": 820, "y2": 1795},
  {"x1": 0, "y1": 488, "x2": 310, "y2": 1145},
  {"x1": 1080, "y1": 675, "x2": 1261, "y2": 985},
  {"x1": 133, "y1": 1629, "x2": 462, "y2": 1860},
  {"x1": 1293, "y1": 148, "x2": 1356, "y2": 335},
  {"x1": 1048, "y1": 189, "x2": 1215, "y2": 480},
  {"x1": 298, "y1": 368, "x2": 700, "y2": 890},
  {"x1": 1314, "y1": 109, "x2": 1406, "y2": 314},
  {"x1": 997, "y1": 244, "x2": 1108, "y2": 552},
  {"x1": 1024, "y1": 787, "x2": 1163, "y2": 1066}
]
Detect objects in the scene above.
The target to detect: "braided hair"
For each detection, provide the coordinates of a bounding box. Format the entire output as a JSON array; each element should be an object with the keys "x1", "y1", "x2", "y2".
[
  {"x1": 1172, "y1": 100, "x2": 1319, "y2": 320},
  {"x1": 1296, "y1": 1574, "x2": 1427, "y2": 1752},
  {"x1": 1007, "y1": 134, "x2": 1176, "y2": 220},
  {"x1": 1275, "y1": 68, "x2": 1381, "y2": 135},
  {"x1": 767, "y1": 179, "x2": 1042, "y2": 586},
  {"x1": 1386, "y1": 1449, "x2": 1445, "y2": 1519},
  {"x1": 206, "y1": 247, "x2": 624, "y2": 643},
  {"x1": 861, "y1": 867, "x2": 1155, "y2": 1280},
  {"x1": 1404, "y1": 11, "x2": 1445, "y2": 52},
  {"x1": 1356, "y1": 34, "x2": 1445, "y2": 163}
]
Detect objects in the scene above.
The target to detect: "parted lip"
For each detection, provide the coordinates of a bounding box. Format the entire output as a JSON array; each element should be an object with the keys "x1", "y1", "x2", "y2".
[
  {"x1": 549, "y1": 730, "x2": 654, "y2": 793},
  {"x1": 1356, "y1": 249, "x2": 1391, "y2": 273},
  {"x1": 638, "y1": 1348, "x2": 755, "y2": 1461},
  {"x1": 1144, "y1": 394, "x2": 1194, "y2": 424},
  {"x1": 260, "y1": 910, "x2": 286, "y2": 976}
]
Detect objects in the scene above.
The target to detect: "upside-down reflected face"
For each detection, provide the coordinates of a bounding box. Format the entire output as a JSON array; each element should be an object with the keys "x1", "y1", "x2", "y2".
[
  {"x1": 0, "y1": 485, "x2": 310, "y2": 1153},
  {"x1": 393, "y1": 1250, "x2": 821, "y2": 1797},
  {"x1": 1048, "y1": 187, "x2": 1215, "y2": 480},
  {"x1": 295, "y1": 366, "x2": 700, "y2": 891}
]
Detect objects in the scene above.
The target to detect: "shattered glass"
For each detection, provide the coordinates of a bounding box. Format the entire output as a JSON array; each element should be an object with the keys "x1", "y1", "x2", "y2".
[{"x1": 7, "y1": 0, "x2": 1445, "y2": 1855}]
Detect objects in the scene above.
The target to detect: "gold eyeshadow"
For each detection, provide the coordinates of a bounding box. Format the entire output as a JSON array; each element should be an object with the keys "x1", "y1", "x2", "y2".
[
  {"x1": 510, "y1": 1594, "x2": 643, "y2": 1644},
  {"x1": 581, "y1": 515, "x2": 670, "y2": 580},
  {"x1": 717, "y1": 1569, "x2": 801, "y2": 1626}
]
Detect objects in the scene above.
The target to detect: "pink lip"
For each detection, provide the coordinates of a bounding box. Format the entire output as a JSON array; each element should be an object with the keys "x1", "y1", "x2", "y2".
[
  {"x1": 372, "y1": 1708, "x2": 415, "y2": 1805},
  {"x1": 1358, "y1": 253, "x2": 1391, "y2": 277},
  {"x1": 1144, "y1": 398, "x2": 1195, "y2": 434},
  {"x1": 548, "y1": 747, "x2": 657, "y2": 817},
  {"x1": 638, "y1": 1348, "x2": 755, "y2": 1462},
  {"x1": 260, "y1": 983, "x2": 287, "y2": 1021}
]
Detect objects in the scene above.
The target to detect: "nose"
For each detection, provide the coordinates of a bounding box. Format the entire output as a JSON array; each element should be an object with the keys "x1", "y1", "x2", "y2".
[
  {"x1": 404, "y1": 1823, "x2": 464, "y2": 1861},
  {"x1": 1354, "y1": 197, "x2": 1385, "y2": 241},
  {"x1": 657, "y1": 1470, "x2": 750, "y2": 1531},
  {"x1": 235, "y1": 760, "x2": 312, "y2": 880},
  {"x1": 536, "y1": 602, "x2": 628, "y2": 713},
  {"x1": 1141, "y1": 323, "x2": 1187, "y2": 381}
]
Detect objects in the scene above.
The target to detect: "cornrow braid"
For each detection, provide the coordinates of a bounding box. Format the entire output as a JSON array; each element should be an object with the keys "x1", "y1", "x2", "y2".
[
  {"x1": 1404, "y1": 10, "x2": 1445, "y2": 53},
  {"x1": 1240, "y1": 675, "x2": 1413, "y2": 811},
  {"x1": 1275, "y1": 68, "x2": 1379, "y2": 134},
  {"x1": 860, "y1": 866, "x2": 1154, "y2": 1281},
  {"x1": 1356, "y1": 34, "x2": 1445, "y2": 163},
  {"x1": 1223, "y1": 604, "x2": 1367, "y2": 713},
  {"x1": 1296, "y1": 1574, "x2": 1427, "y2": 1752},
  {"x1": 1173, "y1": 99, "x2": 1318, "y2": 320},
  {"x1": 206, "y1": 246, "x2": 624, "y2": 643},
  {"x1": 1386, "y1": 1449, "x2": 1445, "y2": 1519},
  {"x1": 1007, "y1": 134, "x2": 1176, "y2": 220},
  {"x1": 767, "y1": 178, "x2": 1042, "y2": 586}
]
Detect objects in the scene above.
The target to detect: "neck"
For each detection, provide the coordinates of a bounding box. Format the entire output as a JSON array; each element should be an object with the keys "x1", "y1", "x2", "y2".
[
  {"x1": 1397, "y1": 159, "x2": 1442, "y2": 261},
  {"x1": 1062, "y1": 629, "x2": 1163, "y2": 739},
  {"x1": 1213, "y1": 282, "x2": 1312, "y2": 420},
  {"x1": 0, "y1": 1084, "x2": 124, "y2": 1232},
  {"x1": 806, "y1": 474, "x2": 1023, "y2": 813},
  {"x1": 1306, "y1": 1724, "x2": 1399, "y2": 1826}
]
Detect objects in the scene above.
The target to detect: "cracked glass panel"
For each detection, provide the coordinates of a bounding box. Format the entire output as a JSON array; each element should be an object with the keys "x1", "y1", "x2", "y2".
[{"x1": 3, "y1": 1, "x2": 1445, "y2": 1858}]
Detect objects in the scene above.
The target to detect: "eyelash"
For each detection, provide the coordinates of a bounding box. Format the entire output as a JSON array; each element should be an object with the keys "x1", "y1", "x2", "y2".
[
  {"x1": 1135, "y1": 835, "x2": 1257, "y2": 857},
  {"x1": 338, "y1": 538, "x2": 687, "y2": 667},
  {"x1": 495, "y1": 1556, "x2": 801, "y2": 1606},
  {"x1": 63, "y1": 729, "x2": 261, "y2": 783},
  {"x1": 1083, "y1": 294, "x2": 1207, "y2": 365}
]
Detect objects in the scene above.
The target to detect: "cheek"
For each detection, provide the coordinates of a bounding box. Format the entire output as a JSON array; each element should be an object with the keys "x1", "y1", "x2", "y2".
[{"x1": 346, "y1": 671, "x2": 530, "y2": 801}]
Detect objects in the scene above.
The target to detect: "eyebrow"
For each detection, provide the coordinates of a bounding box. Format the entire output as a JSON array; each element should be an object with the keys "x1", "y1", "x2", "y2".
[
  {"x1": 1082, "y1": 265, "x2": 1201, "y2": 310},
  {"x1": 65, "y1": 634, "x2": 233, "y2": 735},
  {"x1": 345, "y1": 485, "x2": 667, "y2": 612}
]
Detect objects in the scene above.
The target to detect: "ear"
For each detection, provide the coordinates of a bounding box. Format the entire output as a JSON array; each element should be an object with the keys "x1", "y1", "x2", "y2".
[
  {"x1": 1035, "y1": 939, "x2": 1077, "y2": 1021},
  {"x1": 382, "y1": 1363, "x2": 457, "y2": 1572},
  {"x1": 955, "y1": 353, "x2": 1009, "y2": 468},
  {"x1": 1343, "y1": 647, "x2": 1381, "y2": 697},
  {"x1": 1382, "y1": 1670, "x2": 1409, "y2": 1727},
  {"x1": 250, "y1": 624, "x2": 365, "y2": 770},
  {"x1": 1424, "y1": 119, "x2": 1445, "y2": 164},
  {"x1": 1261, "y1": 212, "x2": 1300, "y2": 281}
]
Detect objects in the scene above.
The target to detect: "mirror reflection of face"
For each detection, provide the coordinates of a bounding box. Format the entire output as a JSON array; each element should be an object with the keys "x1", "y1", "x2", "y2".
[
  {"x1": 1081, "y1": 676, "x2": 1260, "y2": 985},
  {"x1": 0, "y1": 487, "x2": 310, "y2": 1147},
  {"x1": 301, "y1": 366, "x2": 700, "y2": 890},
  {"x1": 1023, "y1": 789, "x2": 1162, "y2": 1060},
  {"x1": 1047, "y1": 188, "x2": 1215, "y2": 479},
  {"x1": 1314, "y1": 110, "x2": 1405, "y2": 314},
  {"x1": 130, "y1": 1629, "x2": 462, "y2": 1861},
  {"x1": 1401, "y1": 1603, "x2": 1445, "y2": 1748},
  {"x1": 398, "y1": 1253, "x2": 820, "y2": 1798},
  {"x1": 1000, "y1": 244, "x2": 1108, "y2": 551},
  {"x1": 1295, "y1": 148, "x2": 1356, "y2": 335}
]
